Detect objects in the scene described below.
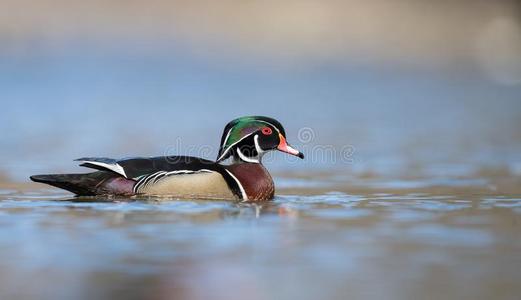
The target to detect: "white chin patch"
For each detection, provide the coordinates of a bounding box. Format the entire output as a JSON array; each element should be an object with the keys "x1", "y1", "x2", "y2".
[{"x1": 237, "y1": 148, "x2": 260, "y2": 164}]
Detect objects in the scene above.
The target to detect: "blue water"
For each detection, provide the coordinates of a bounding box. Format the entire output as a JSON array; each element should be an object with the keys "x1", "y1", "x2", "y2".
[
  {"x1": 1, "y1": 185, "x2": 520, "y2": 300},
  {"x1": 2, "y1": 41, "x2": 521, "y2": 300},
  {"x1": 1, "y1": 46, "x2": 521, "y2": 181}
]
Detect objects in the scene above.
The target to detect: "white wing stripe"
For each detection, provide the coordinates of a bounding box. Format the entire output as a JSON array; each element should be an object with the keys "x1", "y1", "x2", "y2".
[{"x1": 78, "y1": 161, "x2": 127, "y2": 178}]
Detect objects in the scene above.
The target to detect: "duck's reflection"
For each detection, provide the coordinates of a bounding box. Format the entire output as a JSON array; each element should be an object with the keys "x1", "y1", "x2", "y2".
[{"x1": 61, "y1": 196, "x2": 302, "y2": 222}]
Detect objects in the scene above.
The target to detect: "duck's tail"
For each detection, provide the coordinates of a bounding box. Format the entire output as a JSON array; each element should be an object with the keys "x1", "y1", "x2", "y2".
[{"x1": 30, "y1": 172, "x2": 134, "y2": 196}]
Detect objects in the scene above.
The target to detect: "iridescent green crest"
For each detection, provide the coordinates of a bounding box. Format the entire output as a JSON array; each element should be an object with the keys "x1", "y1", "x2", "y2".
[{"x1": 216, "y1": 116, "x2": 284, "y2": 162}]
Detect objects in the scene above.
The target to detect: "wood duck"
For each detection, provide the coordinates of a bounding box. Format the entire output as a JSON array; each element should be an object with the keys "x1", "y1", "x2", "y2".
[{"x1": 30, "y1": 116, "x2": 304, "y2": 201}]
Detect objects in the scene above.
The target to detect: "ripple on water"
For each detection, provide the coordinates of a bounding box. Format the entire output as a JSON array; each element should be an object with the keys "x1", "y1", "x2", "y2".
[
  {"x1": 1, "y1": 186, "x2": 521, "y2": 299},
  {"x1": 307, "y1": 208, "x2": 373, "y2": 220},
  {"x1": 275, "y1": 193, "x2": 371, "y2": 219},
  {"x1": 276, "y1": 192, "x2": 364, "y2": 205},
  {"x1": 406, "y1": 225, "x2": 494, "y2": 247},
  {"x1": 481, "y1": 197, "x2": 521, "y2": 209},
  {"x1": 274, "y1": 177, "x2": 334, "y2": 189}
]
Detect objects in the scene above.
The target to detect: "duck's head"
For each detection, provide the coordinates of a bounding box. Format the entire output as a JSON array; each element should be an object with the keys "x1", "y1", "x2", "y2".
[{"x1": 216, "y1": 116, "x2": 304, "y2": 164}]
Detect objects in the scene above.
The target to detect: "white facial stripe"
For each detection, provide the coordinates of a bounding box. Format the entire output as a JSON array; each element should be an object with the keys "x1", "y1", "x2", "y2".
[
  {"x1": 216, "y1": 126, "x2": 234, "y2": 161},
  {"x1": 254, "y1": 134, "x2": 262, "y2": 152},
  {"x1": 224, "y1": 169, "x2": 248, "y2": 201},
  {"x1": 217, "y1": 131, "x2": 256, "y2": 162},
  {"x1": 217, "y1": 119, "x2": 283, "y2": 162},
  {"x1": 253, "y1": 134, "x2": 265, "y2": 162}
]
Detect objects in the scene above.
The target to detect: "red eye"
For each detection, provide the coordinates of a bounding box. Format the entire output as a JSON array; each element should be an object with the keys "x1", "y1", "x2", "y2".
[{"x1": 261, "y1": 127, "x2": 272, "y2": 135}]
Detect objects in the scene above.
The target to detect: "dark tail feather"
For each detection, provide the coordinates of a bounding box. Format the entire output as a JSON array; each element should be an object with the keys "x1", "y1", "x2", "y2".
[{"x1": 30, "y1": 172, "x2": 115, "y2": 196}]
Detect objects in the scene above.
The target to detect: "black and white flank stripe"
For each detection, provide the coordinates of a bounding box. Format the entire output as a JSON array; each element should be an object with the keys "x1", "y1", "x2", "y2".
[
  {"x1": 74, "y1": 156, "x2": 247, "y2": 200},
  {"x1": 132, "y1": 169, "x2": 214, "y2": 194}
]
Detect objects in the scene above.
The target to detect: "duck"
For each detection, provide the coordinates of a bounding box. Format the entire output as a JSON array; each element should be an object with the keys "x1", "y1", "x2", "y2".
[{"x1": 30, "y1": 116, "x2": 304, "y2": 201}]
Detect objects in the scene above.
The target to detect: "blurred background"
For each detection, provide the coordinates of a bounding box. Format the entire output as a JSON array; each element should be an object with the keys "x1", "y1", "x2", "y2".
[
  {"x1": 1, "y1": 0, "x2": 521, "y2": 180},
  {"x1": 2, "y1": 2, "x2": 521, "y2": 300}
]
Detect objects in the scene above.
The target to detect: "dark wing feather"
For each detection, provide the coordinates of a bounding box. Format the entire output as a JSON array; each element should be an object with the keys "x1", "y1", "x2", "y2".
[
  {"x1": 115, "y1": 156, "x2": 217, "y2": 179},
  {"x1": 75, "y1": 156, "x2": 244, "y2": 199}
]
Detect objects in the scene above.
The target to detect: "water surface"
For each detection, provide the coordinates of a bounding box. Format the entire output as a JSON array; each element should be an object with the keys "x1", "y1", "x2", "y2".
[
  {"x1": 2, "y1": 3, "x2": 521, "y2": 299},
  {"x1": 1, "y1": 171, "x2": 520, "y2": 300}
]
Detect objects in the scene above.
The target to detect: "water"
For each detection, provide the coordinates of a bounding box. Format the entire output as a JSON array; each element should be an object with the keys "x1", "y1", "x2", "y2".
[
  {"x1": 1, "y1": 12, "x2": 521, "y2": 299},
  {"x1": 1, "y1": 171, "x2": 520, "y2": 300}
]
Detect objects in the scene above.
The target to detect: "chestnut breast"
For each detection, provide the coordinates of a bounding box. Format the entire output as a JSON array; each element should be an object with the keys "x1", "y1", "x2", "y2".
[{"x1": 226, "y1": 163, "x2": 274, "y2": 201}]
